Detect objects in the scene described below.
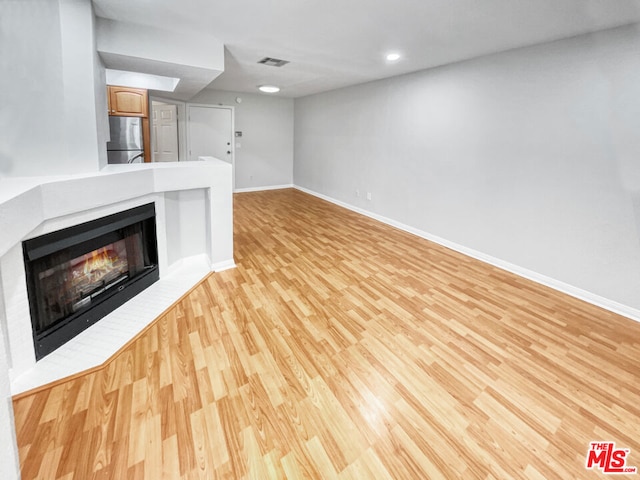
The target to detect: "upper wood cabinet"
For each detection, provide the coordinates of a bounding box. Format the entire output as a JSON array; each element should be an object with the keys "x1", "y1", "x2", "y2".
[{"x1": 107, "y1": 86, "x2": 148, "y2": 117}]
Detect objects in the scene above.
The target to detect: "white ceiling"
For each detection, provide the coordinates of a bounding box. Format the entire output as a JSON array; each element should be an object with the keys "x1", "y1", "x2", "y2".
[{"x1": 92, "y1": 0, "x2": 640, "y2": 99}]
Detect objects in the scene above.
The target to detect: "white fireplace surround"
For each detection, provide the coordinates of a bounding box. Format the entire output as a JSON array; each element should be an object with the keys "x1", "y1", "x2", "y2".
[{"x1": 0, "y1": 158, "x2": 234, "y2": 394}]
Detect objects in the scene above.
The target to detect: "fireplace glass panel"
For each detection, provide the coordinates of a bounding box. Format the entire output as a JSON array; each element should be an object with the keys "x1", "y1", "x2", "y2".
[{"x1": 33, "y1": 227, "x2": 144, "y2": 332}]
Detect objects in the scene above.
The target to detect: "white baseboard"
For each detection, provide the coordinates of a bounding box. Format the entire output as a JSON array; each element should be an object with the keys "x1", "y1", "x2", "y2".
[
  {"x1": 234, "y1": 184, "x2": 294, "y2": 193},
  {"x1": 167, "y1": 255, "x2": 236, "y2": 274},
  {"x1": 294, "y1": 185, "x2": 640, "y2": 324},
  {"x1": 211, "y1": 259, "x2": 236, "y2": 272}
]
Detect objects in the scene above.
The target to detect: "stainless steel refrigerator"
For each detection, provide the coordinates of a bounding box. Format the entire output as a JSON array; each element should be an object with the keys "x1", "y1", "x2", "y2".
[{"x1": 107, "y1": 116, "x2": 145, "y2": 164}]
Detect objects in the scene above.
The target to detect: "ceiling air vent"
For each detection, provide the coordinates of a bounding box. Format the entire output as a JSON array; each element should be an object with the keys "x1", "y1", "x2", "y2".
[{"x1": 258, "y1": 57, "x2": 290, "y2": 67}]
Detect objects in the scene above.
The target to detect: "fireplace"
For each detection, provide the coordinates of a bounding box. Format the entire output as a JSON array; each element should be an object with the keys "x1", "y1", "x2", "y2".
[{"x1": 22, "y1": 203, "x2": 159, "y2": 360}]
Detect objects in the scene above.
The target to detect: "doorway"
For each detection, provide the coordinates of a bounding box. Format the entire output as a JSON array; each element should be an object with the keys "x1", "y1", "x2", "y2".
[{"x1": 187, "y1": 104, "x2": 235, "y2": 187}]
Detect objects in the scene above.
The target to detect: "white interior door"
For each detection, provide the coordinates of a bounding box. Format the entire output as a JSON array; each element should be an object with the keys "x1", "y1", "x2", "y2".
[
  {"x1": 187, "y1": 105, "x2": 233, "y2": 164},
  {"x1": 188, "y1": 104, "x2": 234, "y2": 188},
  {"x1": 151, "y1": 103, "x2": 179, "y2": 162}
]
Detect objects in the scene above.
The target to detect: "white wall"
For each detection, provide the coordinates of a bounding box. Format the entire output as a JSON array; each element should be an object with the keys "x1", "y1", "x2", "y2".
[
  {"x1": 93, "y1": 37, "x2": 109, "y2": 170},
  {"x1": 0, "y1": 275, "x2": 19, "y2": 480},
  {"x1": 165, "y1": 189, "x2": 208, "y2": 267},
  {"x1": 59, "y1": 0, "x2": 108, "y2": 172},
  {"x1": 189, "y1": 90, "x2": 294, "y2": 190},
  {"x1": 96, "y1": 18, "x2": 224, "y2": 71},
  {"x1": 294, "y1": 23, "x2": 640, "y2": 314},
  {"x1": 0, "y1": 0, "x2": 107, "y2": 177},
  {"x1": 0, "y1": 0, "x2": 66, "y2": 177}
]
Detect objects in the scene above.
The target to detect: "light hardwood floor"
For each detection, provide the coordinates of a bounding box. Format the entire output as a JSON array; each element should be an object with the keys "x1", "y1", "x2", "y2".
[{"x1": 13, "y1": 188, "x2": 640, "y2": 479}]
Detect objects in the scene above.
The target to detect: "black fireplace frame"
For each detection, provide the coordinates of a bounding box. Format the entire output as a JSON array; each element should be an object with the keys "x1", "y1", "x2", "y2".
[{"x1": 23, "y1": 203, "x2": 159, "y2": 360}]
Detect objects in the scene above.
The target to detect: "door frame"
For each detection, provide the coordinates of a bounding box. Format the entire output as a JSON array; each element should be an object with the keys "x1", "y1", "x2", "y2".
[
  {"x1": 149, "y1": 96, "x2": 187, "y2": 162},
  {"x1": 186, "y1": 103, "x2": 236, "y2": 189}
]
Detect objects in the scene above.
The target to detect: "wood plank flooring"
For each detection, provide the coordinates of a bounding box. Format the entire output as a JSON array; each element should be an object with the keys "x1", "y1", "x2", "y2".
[{"x1": 13, "y1": 188, "x2": 640, "y2": 479}]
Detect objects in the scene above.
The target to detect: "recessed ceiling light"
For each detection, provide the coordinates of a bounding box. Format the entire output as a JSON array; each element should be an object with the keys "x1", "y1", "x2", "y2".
[
  {"x1": 258, "y1": 85, "x2": 280, "y2": 93},
  {"x1": 386, "y1": 52, "x2": 401, "y2": 62}
]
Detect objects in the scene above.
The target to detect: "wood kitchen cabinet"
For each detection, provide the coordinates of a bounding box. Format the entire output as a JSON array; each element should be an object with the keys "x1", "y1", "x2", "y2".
[
  {"x1": 107, "y1": 85, "x2": 151, "y2": 162},
  {"x1": 107, "y1": 86, "x2": 148, "y2": 117}
]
